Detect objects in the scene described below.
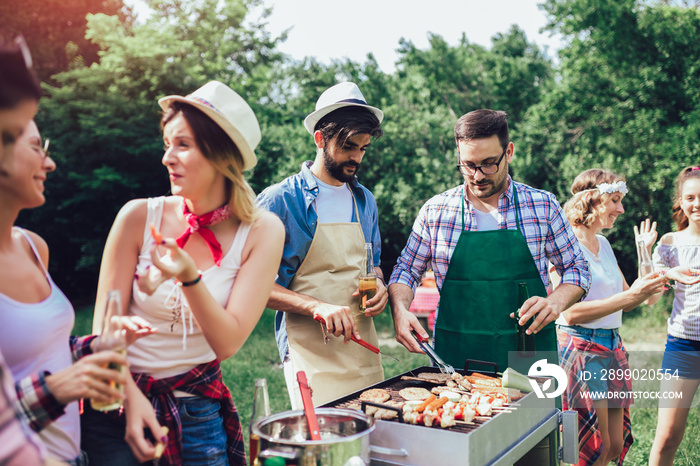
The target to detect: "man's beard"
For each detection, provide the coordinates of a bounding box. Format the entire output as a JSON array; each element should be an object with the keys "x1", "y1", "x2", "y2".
[
  {"x1": 323, "y1": 147, "x2": 360, "y2": 183},
  {"x1": 468, "y1": 175, "x2": 506, "y2": 199}
]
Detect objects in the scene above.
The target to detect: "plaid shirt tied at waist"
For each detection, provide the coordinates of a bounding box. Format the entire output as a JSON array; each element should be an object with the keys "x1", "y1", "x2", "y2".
[
  {"x1": 133, "y1": 360, "x2": 245, "y2": 466},
  {"x1": 557, "y1": 330, "x2": 633, "y2": 465}
]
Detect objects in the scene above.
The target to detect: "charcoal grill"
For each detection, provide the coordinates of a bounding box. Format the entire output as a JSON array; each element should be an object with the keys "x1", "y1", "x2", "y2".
[{"x1": 322, "y1": 365, "x2": 578, "y2": 465}]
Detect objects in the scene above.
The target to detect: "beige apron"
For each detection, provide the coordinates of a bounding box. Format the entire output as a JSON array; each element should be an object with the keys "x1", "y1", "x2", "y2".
[{"x1": 286, "y1": 200, "x2": 384, "y2": 408}]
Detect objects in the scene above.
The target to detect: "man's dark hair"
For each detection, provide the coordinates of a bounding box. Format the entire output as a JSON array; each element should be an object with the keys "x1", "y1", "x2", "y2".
[
  {"x1": 315, "y1": 106, "x2": 383, "y2": 147},
  {"x1": 454, "y1": 109, "x2": 509, "y2": 149},
  {"x1": 0, "y1": 38, "x2": 41, "y2": 110}
]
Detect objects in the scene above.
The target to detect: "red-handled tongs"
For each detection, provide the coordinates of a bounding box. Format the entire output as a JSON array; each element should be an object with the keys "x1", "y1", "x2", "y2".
[
  {"x1": 313, "y1": 315, "x2": 417, "y2": 376},
  {"x1": 296, "y1": 371, "x2": 321, "y2": 440},
  {"x1": 313, "y1": 314, "x2": 381, "y2": 354}
]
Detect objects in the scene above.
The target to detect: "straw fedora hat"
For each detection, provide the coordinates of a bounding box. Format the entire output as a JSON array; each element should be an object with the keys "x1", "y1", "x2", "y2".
[
  {"x1": 158, "y1": 81, "x2": 261, "y2": 170},
  {"x1": 303, "y1": 82, "x2": 383, "y2": 135}
]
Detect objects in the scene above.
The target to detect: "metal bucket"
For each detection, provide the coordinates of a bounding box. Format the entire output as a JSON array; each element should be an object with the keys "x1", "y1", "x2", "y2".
[{"x1": 252, "y1": 408, "x2": 375, "y2": 466}]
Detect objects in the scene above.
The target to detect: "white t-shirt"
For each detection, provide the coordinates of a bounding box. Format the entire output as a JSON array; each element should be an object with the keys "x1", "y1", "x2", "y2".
[
  {"x1": 473, "y1": 208, "x2": 499, "y2": 231},
  {"x1": 313, "y1": 177, "x2": 353, "y2": 223},
  {"x1": 556, "y1": 235, "x2": 623, "y2": 329}
]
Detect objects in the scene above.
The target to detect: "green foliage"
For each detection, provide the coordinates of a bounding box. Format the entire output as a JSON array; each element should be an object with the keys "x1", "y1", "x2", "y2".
[
  {"x1": 0, "y1": 0, "x2": 132, "y2": 84},
  {"x1": 368, "y1": 28, "x2": 553, "y2": 273},
  {"x1": 12, "y1": 0, "x2": 700, "y2": 303},
  {"x1": 518, "y1": 0, "x2": 700, "y2": 281},
  {"x1": 20, "y1": 1, "x2": 284, "y2": 297}
]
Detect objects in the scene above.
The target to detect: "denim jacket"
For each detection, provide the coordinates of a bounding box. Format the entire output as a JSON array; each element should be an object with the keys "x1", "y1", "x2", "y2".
[{"x1": 257, "y1": 161, "x2": 382, "y2": 360}]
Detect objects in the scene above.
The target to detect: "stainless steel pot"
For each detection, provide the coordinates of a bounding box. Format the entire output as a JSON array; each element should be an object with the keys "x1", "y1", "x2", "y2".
[{"x1": 252, "y1": 408, "x2": 375, "y2": 466}]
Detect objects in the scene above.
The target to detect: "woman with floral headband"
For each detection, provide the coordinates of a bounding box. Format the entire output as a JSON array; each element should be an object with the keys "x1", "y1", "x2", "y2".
[
  {"x1": 80, "y1": 81, "x2": 284, "y2": 465},
  {"x1": 552, "y1": 168, "x2": 667, "y2": 465}
]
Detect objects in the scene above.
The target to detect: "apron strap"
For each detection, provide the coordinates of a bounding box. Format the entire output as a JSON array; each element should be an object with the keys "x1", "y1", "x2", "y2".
[{"x1": 513, "y1": 186, "x2": 521, "y2": 231}]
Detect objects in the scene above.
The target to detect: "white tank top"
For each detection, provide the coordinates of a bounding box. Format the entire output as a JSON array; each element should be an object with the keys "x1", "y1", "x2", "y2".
[
  {"x1": 127, "y1": 197, "x2": 252, "y2": 378},
  {"x1": 0, "y1": 227, "x2": 80, "y2": 461}
]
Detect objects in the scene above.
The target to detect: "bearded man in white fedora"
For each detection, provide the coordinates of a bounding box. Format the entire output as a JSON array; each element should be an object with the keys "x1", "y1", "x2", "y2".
[{"x1": 257, "y1": 82, "x2": 388, "y2": 407}]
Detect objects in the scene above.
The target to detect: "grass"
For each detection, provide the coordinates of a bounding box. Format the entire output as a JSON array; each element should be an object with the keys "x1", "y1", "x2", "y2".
[
  {"x1": 617, "y1": 296, "x2": 700, "y2": 465},
  {"x1": 74, "y1": 299, "x2": 700, "y2": 465}
]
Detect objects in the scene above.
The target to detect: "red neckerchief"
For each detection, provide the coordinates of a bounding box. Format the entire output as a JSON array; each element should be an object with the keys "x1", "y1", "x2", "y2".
[{"x1": 176, "y1": 202, "x2": 231, "y2": 266}]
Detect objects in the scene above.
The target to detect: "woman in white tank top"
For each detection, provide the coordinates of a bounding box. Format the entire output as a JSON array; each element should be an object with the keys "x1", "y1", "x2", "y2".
[
  {"x1": 0, "y1": 119, "x2": 142, "y2": 465},
  {"x1": 81, "y1": 81, "x2": 284, "y2": 466}
]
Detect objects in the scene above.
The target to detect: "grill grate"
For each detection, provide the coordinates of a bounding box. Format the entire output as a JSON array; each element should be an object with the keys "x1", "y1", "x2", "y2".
[{"x1": 322, "y1": 366, "x2": 516, "y2": 435}]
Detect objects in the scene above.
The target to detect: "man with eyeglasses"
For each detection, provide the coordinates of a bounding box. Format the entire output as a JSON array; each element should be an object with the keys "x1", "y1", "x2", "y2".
[{"x1": 389, "y1": 109, "x2": 590, "y2": 375}]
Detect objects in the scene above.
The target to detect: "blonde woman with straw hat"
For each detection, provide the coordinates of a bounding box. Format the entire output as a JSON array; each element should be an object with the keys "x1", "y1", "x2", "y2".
[{"x1": 81, "y1": 81, "x2": 284, "y2": 466}]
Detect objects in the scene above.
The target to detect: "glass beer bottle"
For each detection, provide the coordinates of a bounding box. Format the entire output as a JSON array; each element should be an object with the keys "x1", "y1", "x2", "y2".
[
  {"x1": 515, "y1": 281, "x2": 539, "y2": 354},
  {"x1": 359, "y1": 243, "x2": 377, "y2": 313},
  {"x1": 249, "y1": 378, "x2": 271, "y2": 466},
  {"x1": 637, "y1": 238, "x2": 654, "y2": 276},
  {"x1": 515, "y1": 282, "x2": 529, "y2": 353},
  {"x1": 91, "y1": 290, "x2": 127, "y2": 412}
]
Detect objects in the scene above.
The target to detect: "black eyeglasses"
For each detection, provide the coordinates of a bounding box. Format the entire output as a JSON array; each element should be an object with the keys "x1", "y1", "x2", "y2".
[
  {"x1": 26, "y1": 138, "x2": 50, "y2": 160},
  {"x1": 14, "y1": 35, "x2": 33, "y2": 69},
  {"x1": 456, "y1": 145, "x2": 508, "y2": 176}
]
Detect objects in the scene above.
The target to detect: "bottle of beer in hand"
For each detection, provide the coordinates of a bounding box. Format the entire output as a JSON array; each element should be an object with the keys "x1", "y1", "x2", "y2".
[
  {"x1": 91, "y1": 290, "x2": 127, "y2": 412},
  {"x1": 516, "y1": 282, "x2": 529, "y2": 353},
  {"x1": 249, "y1": 378, "x2": 271, "y2": 466},
  {"x1": 637, "y1": 238, "x2": 655, "y2": 276},
  {"x1": 516, "y1": 282, "x2": 537, "y2": 354},
  {"x1": 359, "y1": 243, "x2": 377, "y2": 314}
]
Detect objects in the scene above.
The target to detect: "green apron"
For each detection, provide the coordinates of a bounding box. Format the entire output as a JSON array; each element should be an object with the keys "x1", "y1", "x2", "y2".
[{"x1": 434, "y1": 187, "x2": 557, "y2": 373}]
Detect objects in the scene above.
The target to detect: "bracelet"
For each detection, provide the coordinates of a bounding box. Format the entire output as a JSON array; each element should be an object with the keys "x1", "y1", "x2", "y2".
[
  {"x1": 177, "y1": 272, "x2": 202, "y2": 287},
  {"x1": 376, "y1": 276, "x2": 386, "y2": 287}
]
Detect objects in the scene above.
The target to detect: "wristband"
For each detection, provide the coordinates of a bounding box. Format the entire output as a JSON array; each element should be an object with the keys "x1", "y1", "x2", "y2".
[
  {"x1": 177, "y1": 272, "x2": 202, "y2": 287},
  {"x1": 376, "y1": 276, "x2": 386, "y2": 287}
]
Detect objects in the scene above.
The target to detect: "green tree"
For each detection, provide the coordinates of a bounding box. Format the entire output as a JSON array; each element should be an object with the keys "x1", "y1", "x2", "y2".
[
  {"x1": 370, "y1": 29, "x2": 553, "y2": 275},
  {"x1": 516, "y1": 0, "x2": 700, "y2": 283},
  {"x1": 0, "y1": 0, "x2": 132, "y2": 84},
  {"x1": 21, "y1": 0, "x2": 283, "y2": 298}
]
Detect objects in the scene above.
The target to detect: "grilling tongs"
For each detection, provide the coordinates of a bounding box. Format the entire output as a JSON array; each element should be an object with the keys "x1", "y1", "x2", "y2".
[
  {"x1": 296, "y1": 370, "x2": 321, "y2": 441},
  {"x1": 411, "y1": 330, "x2": 455, "y2": 374},
  {"x1": 313, "y1": 315, "x2": 401, "y2": 363}
]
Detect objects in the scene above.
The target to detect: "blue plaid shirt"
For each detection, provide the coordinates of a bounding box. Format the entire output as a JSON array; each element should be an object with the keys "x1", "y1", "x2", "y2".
[{"x1": 390, "y1": 178, "x2": 590, "y2": 306}]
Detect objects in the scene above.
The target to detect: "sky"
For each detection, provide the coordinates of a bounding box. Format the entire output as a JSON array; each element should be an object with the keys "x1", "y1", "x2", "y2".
[{"x1": 128, "y1": 0, "x2": 563, "y2": 73}]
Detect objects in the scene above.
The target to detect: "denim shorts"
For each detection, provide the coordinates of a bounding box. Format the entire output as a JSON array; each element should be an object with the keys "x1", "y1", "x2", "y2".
[
  {"x1": 661, "y1": 335, "x2": 700, "y2": 379},
  {"x1": 66, "y1": 451, "x2": 88, "y2": 466},
  {"x1": 557, "y1": 325, "x2": 622, "y2": 396},
  {"x1": 81, "y1": 395, "x2": 228, "y2": 466}
]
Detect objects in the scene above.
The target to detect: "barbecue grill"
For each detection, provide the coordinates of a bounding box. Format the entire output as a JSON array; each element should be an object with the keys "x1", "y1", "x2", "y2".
[{"x1": 322, "y1": 365, "x2": 579, "y2": 465}]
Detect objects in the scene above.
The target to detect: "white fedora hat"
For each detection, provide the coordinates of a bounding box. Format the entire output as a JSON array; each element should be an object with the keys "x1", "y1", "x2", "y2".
[
  {"x1": 158, "y1": 81, "x2": 261, "y2": 170},
  {"x1": 303, "y1": 82, "x2": 384, "y2": 135}
]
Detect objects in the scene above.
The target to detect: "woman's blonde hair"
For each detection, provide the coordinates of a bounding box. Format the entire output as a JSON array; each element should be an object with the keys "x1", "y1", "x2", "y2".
[
  {"x1": 162, "y1": 102, "x2": 260, "y2": 223},
  {"x1": 564, "y1": 168, "x2": 625, "y2": 227}
]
